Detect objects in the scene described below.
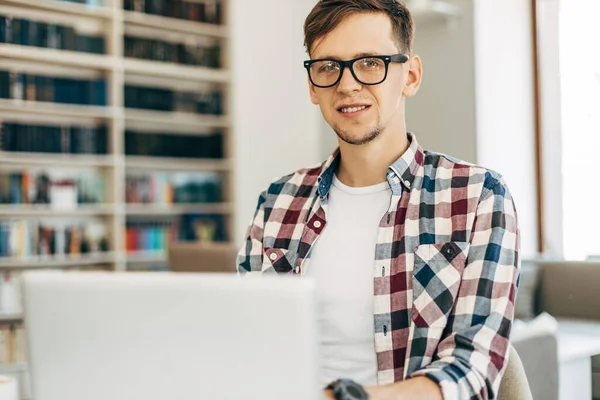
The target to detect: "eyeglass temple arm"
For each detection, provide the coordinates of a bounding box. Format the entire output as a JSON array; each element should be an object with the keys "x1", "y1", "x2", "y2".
[{"x1": 390, "y1": 54, "x2": 410, "y2": 63}]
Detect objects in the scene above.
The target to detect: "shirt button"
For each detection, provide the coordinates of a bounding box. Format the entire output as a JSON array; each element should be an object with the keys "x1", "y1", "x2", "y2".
[
  {"x1": 269, "y1": 253, "x2": 277, "y2": 261},
  {"x1": 313, "y1": 220, "x2": 322, "y2": 229}
]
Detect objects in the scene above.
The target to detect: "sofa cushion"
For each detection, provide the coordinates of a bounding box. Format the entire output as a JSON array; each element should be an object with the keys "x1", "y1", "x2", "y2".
[
  {"x1": 514, "y1": 260, "x2": 541, "y2": 320},
  {"x1": 512, "y1": 332, "x2": 559, "y2": 400},
  {"x1": 539, "y1": 261, "x2": 600, "y2": 320}
]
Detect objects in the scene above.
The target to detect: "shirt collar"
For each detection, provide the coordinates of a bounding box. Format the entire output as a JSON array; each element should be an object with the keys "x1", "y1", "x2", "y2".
[{"x1": 317, "y1": 132, "x2": 424, "y2": 199}]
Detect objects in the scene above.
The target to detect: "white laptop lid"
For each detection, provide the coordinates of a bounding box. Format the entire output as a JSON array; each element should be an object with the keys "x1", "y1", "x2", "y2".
[{"x1": 21, "y1": 271, "x2": 318, "y2": 400}]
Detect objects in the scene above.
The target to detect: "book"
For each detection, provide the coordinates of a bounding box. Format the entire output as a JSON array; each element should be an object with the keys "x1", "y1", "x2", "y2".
[
  {"x1": 0, "y1": 323, "x2": 27, "y2": 364},
  {"x1": 123, "y1": 0, "x2": 223, "y2": 25},
  {"x1": 125, "y1": 85, "x2": 222, "y2": 115},
  {"x1": 0, "y1": 220, "x2": 110, "y2": 258},
  {"x1": 0, "y1": 170, "x2": 105, "y2": 205},
  {"x1": 0, "y1": 272, "x2": 22, "y2": 315},
  {"x1": 125, "y1": 131, "x2": 223, "y2": 159},
  {"x1": 0, "y1": 326, "x2": 10, "y2": 364},
  {"x1": 0, "y1": 123, "x2": 108, "y2": 155},
  {"x1": 0, "y1": 16, "x2": 105, "y2": 54},
  {"x1": 0, "y1": 69, "x2": 107, "y2": 106},
  {"x1": 126, "y1": 172, "x2": 222, "y2": 204},
  {"x1": 126, "y1": 221, "x2": 175, "y2": 253},
  {"x1": 124, "y1": 36, "x2": 221, "y2": 68}
]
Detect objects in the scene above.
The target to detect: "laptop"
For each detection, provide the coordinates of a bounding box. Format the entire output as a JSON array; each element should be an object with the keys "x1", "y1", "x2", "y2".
[
  {"x1": 167, "y1": 242, "x2": 238, "y2": 273},
  {"x1": 21, "y1": 271, "x2": 318, "y2": 400}
]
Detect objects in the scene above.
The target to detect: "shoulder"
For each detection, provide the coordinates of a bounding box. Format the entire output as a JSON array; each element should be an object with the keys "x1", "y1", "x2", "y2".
[{"x1": 421, "y1": 150, "x2": 509, "y2": 199}]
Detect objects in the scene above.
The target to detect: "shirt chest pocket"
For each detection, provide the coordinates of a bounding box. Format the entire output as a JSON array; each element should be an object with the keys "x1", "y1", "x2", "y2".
[
  {"x1": 263, "y1": 247, "x2": 298, "y2": 274},
  {"x1": 411, "y1": 242, "x2": 470, "y2": 328}
]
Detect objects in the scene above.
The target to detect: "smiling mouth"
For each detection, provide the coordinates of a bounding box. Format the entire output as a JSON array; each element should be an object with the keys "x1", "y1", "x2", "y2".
[{"x1": 338, "y1": 105, "x2": 371, "y2": 113}]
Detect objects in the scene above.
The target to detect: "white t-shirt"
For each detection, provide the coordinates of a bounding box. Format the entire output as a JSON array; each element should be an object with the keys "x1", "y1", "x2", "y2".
[{"x1": 307, "y1": 174, "x2": 392, "y2": 389}]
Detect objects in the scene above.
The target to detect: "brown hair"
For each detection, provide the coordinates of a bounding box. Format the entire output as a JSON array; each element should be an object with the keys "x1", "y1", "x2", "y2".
[{"x1": 304, "y1": 0, "x2": 414, "y2": 57}]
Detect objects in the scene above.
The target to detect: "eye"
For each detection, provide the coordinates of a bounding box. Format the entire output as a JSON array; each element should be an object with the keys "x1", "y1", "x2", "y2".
[
  {"x1": 361, "y1": 58, "x2": 382, "y2": 68},
  {"x1": 318, "y1": 62, "x2": 339, "y2": 73}
]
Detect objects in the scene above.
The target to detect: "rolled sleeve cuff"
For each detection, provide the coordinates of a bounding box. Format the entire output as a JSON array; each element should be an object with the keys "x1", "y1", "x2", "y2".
[{"x1": 409, "y1": 366, "x2": 468, "y2": 400}]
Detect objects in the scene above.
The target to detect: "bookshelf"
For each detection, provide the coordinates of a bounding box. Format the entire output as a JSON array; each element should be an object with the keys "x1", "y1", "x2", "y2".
[
  {"x1": 0, "y1": 43, "x2": 115, "y2": 69},
  {"x1": 125, "y1": 109, "x2": 230, "y2": 130},
  {"x1": 125, "y1": 156, "x2": 231, "y2": 171},
  {"x1": 125, "y1": 202, "x2": 233, "y2": 216},
  {"x1": 0, "y1": 98, "x2": 114, "y2": 119},
  {"x1": 0, "y1": 252, "x2": 117, "y2": 269},
  {"x1": 0, "y1": 313, "x2": 23, "y2": 322},
  {"x1": 123, "y1": 58, "x2": 229, "y2": 81},
  {"x1": 0, "y1": 362, "x2": 27, "y2": 374},
  {"x1": 122, "y1": 10, "x2": 227, "y2": 37},
  {"x1": 0, "y1": 152, "x2": 115, "y2": 167},
  {"x1": 0, "y1": 0, "x2": 231, "y2": 391},
  {"x1": 1, "y1": 0, "x2": 113, "y2": 18},
  {"x1": 125, "y1": 249, "x2": 166, "y2": 263},
  {"x1": 0, "y1": 203, "x2": 115, "y2": 216},
  {"x1": 0, "y1": 0, "x2": 232, "y2": 299}
]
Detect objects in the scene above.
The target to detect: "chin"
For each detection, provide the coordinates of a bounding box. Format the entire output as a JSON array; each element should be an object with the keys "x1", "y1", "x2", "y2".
[{"x1": 335, "y1": 127, "x2": 382, "y2": 146}]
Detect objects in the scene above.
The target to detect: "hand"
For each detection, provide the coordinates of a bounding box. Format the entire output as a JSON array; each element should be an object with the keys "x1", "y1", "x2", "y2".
[{"x1": 323, "y1": 389, "x2": 336, "y2": 400}]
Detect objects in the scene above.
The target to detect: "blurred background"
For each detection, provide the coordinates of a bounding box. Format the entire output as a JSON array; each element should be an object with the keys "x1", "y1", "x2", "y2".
[{"x1": 0, "y1": 0, "x2": 598, "y2": 399}]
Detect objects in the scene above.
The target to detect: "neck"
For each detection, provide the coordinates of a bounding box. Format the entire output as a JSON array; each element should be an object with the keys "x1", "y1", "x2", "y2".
[{"x1": 336, "y1": 125, "x2": 410, "y2": 188}]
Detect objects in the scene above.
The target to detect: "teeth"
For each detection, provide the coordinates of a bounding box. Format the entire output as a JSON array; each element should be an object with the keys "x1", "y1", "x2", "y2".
[{"x1": 341, "y1": 105, "x2": 367, "y2": 113}]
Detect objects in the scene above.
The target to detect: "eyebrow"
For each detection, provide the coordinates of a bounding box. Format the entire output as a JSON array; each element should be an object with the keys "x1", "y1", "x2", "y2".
[{"x1": 314, "y1": 52, "x2": 386, "y2": 60}]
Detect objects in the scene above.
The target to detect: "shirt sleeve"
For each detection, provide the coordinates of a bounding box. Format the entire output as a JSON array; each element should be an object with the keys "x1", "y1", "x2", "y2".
[
  {"x1": 237, "y1": 189, "x2": 268, "y2": 274},
  {"x1": 409, "y1": 178, "x2": 521, "y2": 400}
]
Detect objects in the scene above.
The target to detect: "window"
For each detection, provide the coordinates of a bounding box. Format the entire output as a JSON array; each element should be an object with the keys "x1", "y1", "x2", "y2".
[{"x1": 558, "y1": 1, "x2": 600, "y2": 259}]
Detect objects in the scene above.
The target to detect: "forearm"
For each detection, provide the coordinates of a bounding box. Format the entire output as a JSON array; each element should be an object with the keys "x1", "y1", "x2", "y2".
[{"x1": 366, "y1": 377, "x2": 443, "y2": 400}]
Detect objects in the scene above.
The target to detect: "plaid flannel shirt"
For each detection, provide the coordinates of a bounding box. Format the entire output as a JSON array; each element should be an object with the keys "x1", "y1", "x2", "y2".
[{"x1": 237, "y1": 133, "x2": 520, "y2": 400}]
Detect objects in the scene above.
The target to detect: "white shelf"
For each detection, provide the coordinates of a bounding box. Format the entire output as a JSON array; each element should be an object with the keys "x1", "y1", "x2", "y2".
[
  {"x1": 0, "y1": 252, "x2": 116, "y2": 269},
  {"x1": 0, "y1": 204, "x2": 115, "y2": 217},
  {"x1": 125, "y1": 109, "x2": 230, "y2": 134},
  {"x1": 0, "y1": 43, "x2": 113, "y2": 70},
  {"x1": 125, "y1": 156, "x2": 232, "y2": 172},
  {"x1": 124, "y1": 58, "x2": 229, "y2": 83},
  {"x1": 168, "y1": 241, "x2": 236, "y2": 252},
  {"x1": 126, "y1": 203, "x2": 233, "y2": 216},
  {"x1": 0, "y1": 98, "x2": 113, "y2": 120},
  {"x1": 126, "y1": 250, "x2": 167, "y2": 264},
  {"x1": 122, "y1": 11, "x2": 228, "y2": 38},
  {"x1": 1, "y1": 0, "x2": 114, "y2": 19},
  {"x1": 0, "y1": 362, "x2": 28, "y2": 374},
  {"x1": 126, "y1": 243, "x2": 234, "y2": 263},
  {"x1": 0, "y1": 313, "x2": 23, "y2": 322},
  {"x1": 0, "y1": 152, "x2": 115, "y2": 168}
]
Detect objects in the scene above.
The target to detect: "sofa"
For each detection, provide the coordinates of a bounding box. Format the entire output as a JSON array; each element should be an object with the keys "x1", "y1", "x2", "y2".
[{"x1": 512, "y1": 260, "x2": 600, "y2": 400}]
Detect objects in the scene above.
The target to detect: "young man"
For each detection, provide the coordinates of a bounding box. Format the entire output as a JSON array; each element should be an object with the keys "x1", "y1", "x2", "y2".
[{"x1": 237, "y1": 1, "x2": 520, "y2": 399}]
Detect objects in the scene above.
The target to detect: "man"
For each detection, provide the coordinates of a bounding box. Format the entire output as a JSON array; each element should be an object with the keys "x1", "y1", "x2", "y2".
[{"x1": 237, "y1": 1, "x2": 520, "y2": 399}]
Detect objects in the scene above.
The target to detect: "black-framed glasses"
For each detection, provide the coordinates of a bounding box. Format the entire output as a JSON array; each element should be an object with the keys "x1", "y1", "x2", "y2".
[{"x1": 304, "y1": 54, "x2": 410, "y2": 88}]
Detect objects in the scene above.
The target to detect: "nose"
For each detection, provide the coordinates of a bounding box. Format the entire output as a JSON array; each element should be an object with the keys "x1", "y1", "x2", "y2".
[{"x1": 336, "y1": 65, "x2": 361, "y2": 94}]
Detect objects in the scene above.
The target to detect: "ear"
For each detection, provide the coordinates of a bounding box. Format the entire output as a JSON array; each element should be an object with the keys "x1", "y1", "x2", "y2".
[
  {"x1": 402, "y1": 55, "x2": 423, "y2": 98},
  {"x1": 308, "y1": 76, "x2": 319, "y2": 105}
]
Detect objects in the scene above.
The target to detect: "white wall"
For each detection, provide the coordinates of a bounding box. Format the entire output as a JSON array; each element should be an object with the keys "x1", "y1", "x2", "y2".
[
  {"x1": 406, "y1": 0, "x2": 539, "y2": 258},
  {"x1": 406, "y1": 0, "x2": 478, "y2": 163},
  {"x1": 473, "y1": 0, "x2": 538, "y2": 258},
  {"x1": 321, "y1": 0, "x2": 479, "y2": 162},
  {"x1": 229, "y1": 0, "x2": 540, "y2": 257},
  {"x1": 229, "y1": 0, "x2": 323, "y2": 243},
  {"x1": 536, "y1": 0, "x2": 563, "y2": 257}
]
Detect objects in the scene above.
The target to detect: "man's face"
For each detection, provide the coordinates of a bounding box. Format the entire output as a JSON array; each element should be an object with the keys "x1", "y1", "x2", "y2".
[{"x1": 308, "y1": 13, "x2": 411, "y2": 146}]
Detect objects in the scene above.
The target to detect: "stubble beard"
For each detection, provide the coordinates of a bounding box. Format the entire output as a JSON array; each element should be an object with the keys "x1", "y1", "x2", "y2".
[{"x1": 332, "y1": 119, "x2": 383, "y2": 146}]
